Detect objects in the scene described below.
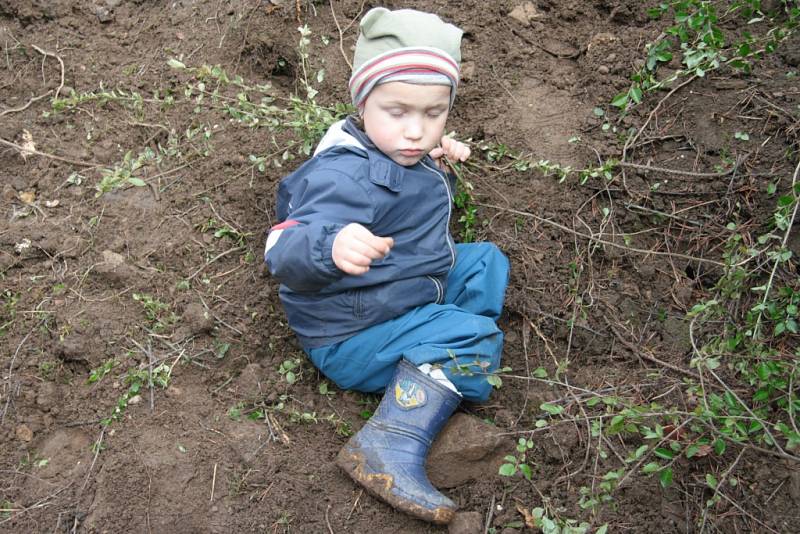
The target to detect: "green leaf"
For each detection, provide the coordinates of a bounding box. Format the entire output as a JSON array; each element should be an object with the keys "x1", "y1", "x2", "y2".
[
  {"x1": 128, "y1": 178, "x2": 147, "y2": 187},
  {"x1": 753, "y1": 386, "x2": 771, "y2": 402},
  {"x1": 540, "y1": 403, "x2": 564, "y2": 416},
  {"x1": 499, "y1": 463, "x2": 517, "y2": 476},
  {"x1": 685, "y1": 444, "x2": 700, "y2": 458},
  {"x1": 520, "y1": 463, "x2": 533, "y2": 480},
  {"x1": 654, "y1": 447, "x2": 675, "y2": 460},
  {"x1": 659, "y1": 467, "x2": 673, "y2": 487},
  {"x1": 629, "y1": 84, "x2": 643, "y2": 104},
  {"x1": 593, "y1": 107, "x2": 605, "y2": 117},
  {"x1": 611, "y1": 92, "x2": 629, "y2": 108},
  {"x1": 706, "y1": 473, "x2": 718, "y2": 489},
  {"x1": 642, "y1": 462, "x2": 660, "y2": 474}
]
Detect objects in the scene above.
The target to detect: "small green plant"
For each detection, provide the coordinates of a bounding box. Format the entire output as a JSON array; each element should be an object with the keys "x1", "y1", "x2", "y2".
[
  {"x1": 227, "y1": 402, "x2": 245, "y2": 421},
  {"x1": 88, "y1": 359, "x2": 117, "y2": 384},
  {"x1": 1, "y1": 290, "x2": 20, "y2": 336},
  {"x1": 686, "y1": 175, "x2": 800, "y2": 454},
  {"x1": 132, "y1": 293, "x2": 177, "y2": 331},
  {"x1": 198, "y1": 218, "x2": 249, "y2": 246},
  {"x1": 612, "y1": 0, "x2": 799, "y2": 110},
  {"x1": 278, "y1": 358, "x2": 302, "y2": 384},
  {"x1": 318, "y1": 381, "x2": 335, "y2": 397},
  {"x1": 520, "y1": 506, "x2": 602, "y2": 534},
  {"x1": 499, "y1": 437, "x2": 535, "y2": 480},
  {"x1": 324, "y1": 413, "x2": 353, "y2": 436},
  {"x1": 1, "y1": 499, "x2": 13, "y2": 519},
  {"x1": 578, "y1": 468, "x2": 624, "y2": 511},
  {"x1": 453, "y1": 176, "x2": 478, "y2": 243},
  {"x1": 102, "y1": 364, "x2": 171, "y2": 426},
  {"x1": 169, "y1": 26, "x2": 351, "y2": 162},
  {"x1": 38, "y1": 360, "x2": 59, "y2": 381},
  {"x1": 95, "y1": 147, "x2": 156, "y2": 197}
]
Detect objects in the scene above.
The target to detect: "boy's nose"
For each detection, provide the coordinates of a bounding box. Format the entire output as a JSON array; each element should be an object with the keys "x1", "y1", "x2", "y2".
[{"x1": 404, "y1": 120, "x2": 423, "y2": 140}]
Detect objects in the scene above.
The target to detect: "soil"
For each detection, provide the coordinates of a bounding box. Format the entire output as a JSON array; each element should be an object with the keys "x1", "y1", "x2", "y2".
[{"x1": 1, "y1": 1, "x2": 799, "y2": 533}]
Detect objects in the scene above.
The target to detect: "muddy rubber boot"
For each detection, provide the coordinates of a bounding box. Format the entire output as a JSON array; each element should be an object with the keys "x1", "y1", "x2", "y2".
[{"x1": 335, "y1": 359, "x2": 461, "y2": 524}]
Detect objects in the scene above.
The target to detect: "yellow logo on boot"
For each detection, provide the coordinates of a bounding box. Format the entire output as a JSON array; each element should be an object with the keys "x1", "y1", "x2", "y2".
[{"x1": 395, "y1": 379, "x2": 427, "y2": 410}]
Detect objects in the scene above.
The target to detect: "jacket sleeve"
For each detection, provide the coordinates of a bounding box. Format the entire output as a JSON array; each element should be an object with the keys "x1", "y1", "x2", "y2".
[{"x1": 264, "y1": 169, "x2": 375, "y2": 292}]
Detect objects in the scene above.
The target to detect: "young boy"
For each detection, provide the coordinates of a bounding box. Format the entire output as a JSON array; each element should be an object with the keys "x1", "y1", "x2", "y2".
[{"x1": 264, "y1": 7, "x2": 509, "y2": 524}]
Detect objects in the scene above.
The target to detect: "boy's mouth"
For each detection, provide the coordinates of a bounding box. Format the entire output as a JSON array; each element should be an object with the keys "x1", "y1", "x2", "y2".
[{"x1": 398, "y1": 149, "x2": 423, "y2": 158}]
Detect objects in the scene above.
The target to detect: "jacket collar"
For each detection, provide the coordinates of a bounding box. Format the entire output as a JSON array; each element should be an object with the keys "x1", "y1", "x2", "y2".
[{"x1": 343, "y1": 115, "x2": 406, "y2": 192}]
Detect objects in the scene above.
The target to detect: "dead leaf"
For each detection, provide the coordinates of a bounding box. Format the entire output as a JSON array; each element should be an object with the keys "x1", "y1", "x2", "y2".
[
  {"x1": 19, "y1": 129, "x2": 36, "y2": 161},
  {"x1": 176, "y1": 30, "x2": 185, "y2": 40},
  {"x1": 517, "y1": 504, "x2": 536, "y2": 529},
  {"x1": 44, "y1": 199, "x2": 60, "y2": 208},
  {"x1": 18, "y1": 191, "x2": 35, "y2": 204},
  {"x1": 693, "y1": 444, "x2": 713, "y2": 457},
  {"x1": 663, "y1": 424, "x2": 687, "y2": 442}
]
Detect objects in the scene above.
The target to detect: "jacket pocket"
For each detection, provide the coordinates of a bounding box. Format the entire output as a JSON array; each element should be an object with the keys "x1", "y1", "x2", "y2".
[{"x1": 352, "y1": 276, "x2": 439, "y2": 323}]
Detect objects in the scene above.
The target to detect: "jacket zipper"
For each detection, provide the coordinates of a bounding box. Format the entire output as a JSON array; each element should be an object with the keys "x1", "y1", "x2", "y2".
[{"x1": 420, "y1": 160, "x2": 456, "y2": 270}]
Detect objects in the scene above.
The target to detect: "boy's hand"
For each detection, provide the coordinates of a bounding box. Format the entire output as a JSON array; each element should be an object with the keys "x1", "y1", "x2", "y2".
[
  {"x1": 332, "y1": 223, "x2": 394, "y2": 275},
  {"x1": 430, "y1": 136, "x2": 471, "y2": 171}
]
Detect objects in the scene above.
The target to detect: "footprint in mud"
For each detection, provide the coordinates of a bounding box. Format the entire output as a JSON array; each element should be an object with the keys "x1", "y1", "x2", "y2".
[
  {"x1": 21, "y1": 429, "x2": 93, "y2": 500},
  {"x1": 485, "y1": 78, "x2": 590, "y2": 167}
]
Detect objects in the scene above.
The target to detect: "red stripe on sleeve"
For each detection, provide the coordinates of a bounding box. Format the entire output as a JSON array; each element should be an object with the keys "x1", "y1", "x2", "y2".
[{"x1": 271, "y1": 220, "x2": 301, "y2": 231}]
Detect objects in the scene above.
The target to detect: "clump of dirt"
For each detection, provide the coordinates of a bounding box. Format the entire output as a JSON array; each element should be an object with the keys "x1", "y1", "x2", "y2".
[{"x1": 2, "y1": 1, "x2": 799, "y2": 533}]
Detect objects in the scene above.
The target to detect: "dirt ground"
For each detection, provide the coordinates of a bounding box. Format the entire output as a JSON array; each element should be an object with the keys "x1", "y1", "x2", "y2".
[{"x1": 2, "y1": 0, "x2": 800, "y2": 532}]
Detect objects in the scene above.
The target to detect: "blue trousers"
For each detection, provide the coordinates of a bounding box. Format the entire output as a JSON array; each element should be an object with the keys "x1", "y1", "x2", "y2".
[{"x1": 307, "y1": 243, "x2": 509, "y2": 402}]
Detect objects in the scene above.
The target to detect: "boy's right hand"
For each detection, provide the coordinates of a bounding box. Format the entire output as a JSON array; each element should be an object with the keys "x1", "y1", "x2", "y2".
[{"x1": 332, "y1": 223, "x2": 394, "y2": 275}]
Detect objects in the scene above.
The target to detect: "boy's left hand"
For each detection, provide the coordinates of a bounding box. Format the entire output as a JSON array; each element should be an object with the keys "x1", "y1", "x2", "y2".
[{"x1": 430, "y1": 136, "x2": 470, "y2": 171}]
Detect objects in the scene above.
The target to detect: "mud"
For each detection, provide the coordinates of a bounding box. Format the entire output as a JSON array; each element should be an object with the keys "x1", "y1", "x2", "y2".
[{"x1": 2, "y1": 1, "x2": 799, "y2": 532}]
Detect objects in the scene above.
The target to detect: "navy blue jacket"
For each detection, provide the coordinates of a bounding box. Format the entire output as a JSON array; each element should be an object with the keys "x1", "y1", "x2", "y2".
[{"x1": 264, "y1": 116, "x2": 457, "y2": 348}]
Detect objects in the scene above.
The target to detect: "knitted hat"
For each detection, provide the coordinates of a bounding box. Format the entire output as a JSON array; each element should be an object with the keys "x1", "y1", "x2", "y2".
[{"x1": 349, "y1": 8, "x2": 463, "y2": 109}]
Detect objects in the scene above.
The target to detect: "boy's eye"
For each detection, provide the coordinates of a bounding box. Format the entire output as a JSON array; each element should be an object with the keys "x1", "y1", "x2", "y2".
[
  {"x1": 387, "y1": 108, "x2": 405, "y2": 117},
  {"x1": 427, "y1": 110, "x2": 445, "y2": 118}
]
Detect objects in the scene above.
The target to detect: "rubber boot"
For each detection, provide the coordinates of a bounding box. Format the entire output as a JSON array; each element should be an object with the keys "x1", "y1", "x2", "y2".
[{"x1": 335, "y1": 359, "x2": 460, "y2": 524}]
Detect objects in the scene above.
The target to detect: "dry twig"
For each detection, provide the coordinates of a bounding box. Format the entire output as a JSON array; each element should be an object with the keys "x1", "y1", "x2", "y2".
[
  {"x1": 0, "y1": 136, "x2": 100, "y2": 167},
  {"x1": 479, "y1": 202, "x2": 727, "y2": 267},
  {"x1": 31, "y1": 44, "x2": 65, "y2": 100}
]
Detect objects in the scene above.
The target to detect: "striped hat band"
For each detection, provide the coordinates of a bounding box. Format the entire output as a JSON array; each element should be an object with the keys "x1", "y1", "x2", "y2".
[{"x1": 349, "y1": 47, "x2": 460, "y2": 109}]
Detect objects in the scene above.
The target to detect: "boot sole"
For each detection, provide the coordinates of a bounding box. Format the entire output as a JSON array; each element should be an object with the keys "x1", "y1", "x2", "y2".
[{"x1": 335, "y1": 447, "x2": 456, "y2": 525}]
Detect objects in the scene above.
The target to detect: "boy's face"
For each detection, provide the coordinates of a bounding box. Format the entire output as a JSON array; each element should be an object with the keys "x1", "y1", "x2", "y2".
[{"x1": 361, "y1": 82, "x2": 451, "y2": 167}]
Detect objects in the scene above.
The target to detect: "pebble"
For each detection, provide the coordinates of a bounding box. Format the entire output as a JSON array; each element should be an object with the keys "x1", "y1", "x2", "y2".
[
  {"x1": 598, "y1": 65, "x2": 609, "y2": 75},
  {"x1": 16, "y1": 424, "x2": 33, "y2": 442},
  {"x1": 2, "y1": 184, "x2": 16, "y2": 201},
  {"x1": 166, "y1": 386, "x2": 182, "y2": 398},
  {"x1": 508, "y1": 2, "x2": 545, "y2": 26},
  {"x1": 94, "y1": 6, "x2": 114, "y2": 23}
]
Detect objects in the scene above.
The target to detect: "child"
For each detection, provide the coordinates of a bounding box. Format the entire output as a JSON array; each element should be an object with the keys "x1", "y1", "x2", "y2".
[{"x1": 264, "y1": 7, "x2": 509, "y2": 524}]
